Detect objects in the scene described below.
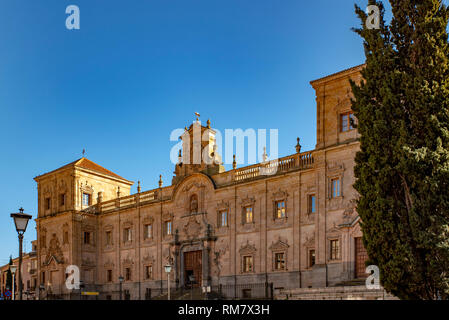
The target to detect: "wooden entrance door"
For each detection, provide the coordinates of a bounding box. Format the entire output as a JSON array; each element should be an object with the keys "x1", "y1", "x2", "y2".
[
  {"x1": 184, "y1": 250, "x2": 202, "y2": 287},
  {"x1": 355, "y1": 237, "x2": 368, "y2": 278}
]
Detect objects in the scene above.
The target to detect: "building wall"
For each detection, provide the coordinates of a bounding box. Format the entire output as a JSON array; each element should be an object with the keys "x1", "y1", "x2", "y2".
[{"x1": 31, "y1": 65, "x2": 365, "y2": 300}]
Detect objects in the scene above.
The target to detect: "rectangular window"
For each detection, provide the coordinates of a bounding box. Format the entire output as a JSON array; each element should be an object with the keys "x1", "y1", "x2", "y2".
[
  {"x1": 83, "y1": 232, "x2": 91, "y2": 245},
  {"x1": 82, "y1": 193, "x2": 91, "y2": 206},
  {"x1": 243, "y1": 256, "x2": 253, "y2": 273},
  {"x1": 145, "y1": 265, "x2": 153, "y2": 280},
  {"x1": 331, "y1": 178, "x2": 341, "y2": 198},
  {"x1": 244, "y1": 206, "x2": 253, "y2": 224},
  {"x1": 123, "y1": 228, "x2": 132, "y2": 243},
  {"x1": 42, "y1": 271, "x2": 45, "y2": 284},
  {"x1": 340, "y1": 112, "x2": 355, "y2": 132},
  {"x1": 165, "y1": 221, "x2": 172, "y2": 236},
  {"x1": 144, "y1": 224, "x2": 152, "y2": 240},
  {"x1": 45, "y1": 198, "x2": 51, "y2": 210},
  {"x1": 107, "y1": 270, "x2": 112, "y2": 282},
  {"x1": 275, "y1": 201, "x2": 286, "y2": 219},
  {"x1": 219, "y1": 210, "x2": 228, "y2": 227},
  {"x1": 125, "y1": 268, "x2": 131, "y2": 281},
  {"x1": 41, "y1": 235, "x2": 46, "y2": 248},
  {"x1": 106, "y1": 231, "x2": 112, "y2": 245},
  {"x1": 275, "y1": 252, "x2": 285, "y2": 270},
  {"x1": 330, "y1": 239, "x2": 340, "y2": 260},
  {"x1": 308, "y1": 195, "x2": 316, "y2": 213},
  {"x1": 309, "y1": 249, "x2": 316, "y2": 268},
  {"x1": 124, "y1": 290, "x2": 130, "y2": 300},
  {"x1": 60, "y1": 194, "x2": 66, "y2": 206}
]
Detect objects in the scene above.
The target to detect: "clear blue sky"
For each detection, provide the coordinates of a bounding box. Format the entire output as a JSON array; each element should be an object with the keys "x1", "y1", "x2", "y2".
[{"x1": 0, "y1": 0, "x2": 391, "y2": 263}]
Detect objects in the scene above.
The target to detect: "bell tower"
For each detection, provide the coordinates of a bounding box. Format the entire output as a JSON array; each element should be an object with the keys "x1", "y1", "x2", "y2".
[{"x1": 172, "y1": 116, "x2": 224, "y2": 184}]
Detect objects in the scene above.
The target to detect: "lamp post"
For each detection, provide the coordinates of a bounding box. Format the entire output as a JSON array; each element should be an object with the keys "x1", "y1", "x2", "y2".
[
  {"x1": 10, "y1": 207, "x2": 32, "y2": 301},
  {"x1": 164, "y1": 265, "x2": 172, "y2": 300},
  {"x1": 189, "y1": 274, "x2": 195, "y2": 300},
  {"x1": 118, "y1": 276, "x2": 124, "y2": 300},
  {"x1": 10, "y1": 265, "x2": 17, "y2": 301},
  {"x1": 39, "y1": 284, "x2": 45, "y2": 300},
  {"x1": 79, "y1": 280, "x2": 84, "y2": 300}
]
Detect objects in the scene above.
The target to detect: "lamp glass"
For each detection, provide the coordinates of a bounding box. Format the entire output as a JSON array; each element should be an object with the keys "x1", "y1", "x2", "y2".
[
  {"x1": 119, "y1": 276, "x2": 124, "y2": 282},
  {"x1": 10, "y1": 265, "x2": 17, "y2": 273},
  {"x1": 164, "y1": 265, "x2": 172, "y2": 273},
  {"x1": 11, "y1": 212, "x2": 32, "y2": 233}
]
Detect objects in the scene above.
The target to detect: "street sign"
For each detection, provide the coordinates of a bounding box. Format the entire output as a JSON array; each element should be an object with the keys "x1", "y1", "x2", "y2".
[{"x1": 81, "y1": 291, "x2": 99, "y2": 296}]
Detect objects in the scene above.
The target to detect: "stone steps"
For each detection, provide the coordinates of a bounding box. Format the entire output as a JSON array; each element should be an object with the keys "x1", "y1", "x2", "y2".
[{"x1": 276, "y1": 286, "x2": 398, "y2": 300}]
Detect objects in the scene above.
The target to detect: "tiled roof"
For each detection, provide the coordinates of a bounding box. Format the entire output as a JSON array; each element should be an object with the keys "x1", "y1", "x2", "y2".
[
  {"x1": 34, "y1": 157, "x2": 132, "y2": 183},
  {"x1": 74, "y1": 158, "x2": 129, "y2": 181}
]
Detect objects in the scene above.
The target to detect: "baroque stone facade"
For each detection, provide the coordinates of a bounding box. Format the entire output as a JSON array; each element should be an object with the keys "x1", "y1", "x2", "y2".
[{"x1": 32, "y1": 65, "x2": 366, "y2": 299}]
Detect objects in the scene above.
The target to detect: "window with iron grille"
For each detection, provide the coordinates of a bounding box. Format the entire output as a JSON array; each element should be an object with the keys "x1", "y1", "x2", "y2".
[
  {"x1": 243, "y1": 206, "x2": 253, "y2": 224},
  {"x1": 274, "y1": 252, "x2": 285, "y2": 270},
  {"x1": 330, "y1": 239, "x2": 340, "y2": 260},
  {"x1": 219, "y1": 210, "x2": 228, "y2": 227},
  {"x1": 243, "y1": 255, "x2": 253, "y2": 273},
  {"x1": 144, "y1": 224, "x2": 152, "y2": 239},
  {"x1": 275, "y1": 201, "x2": 286, "y2": 219}
]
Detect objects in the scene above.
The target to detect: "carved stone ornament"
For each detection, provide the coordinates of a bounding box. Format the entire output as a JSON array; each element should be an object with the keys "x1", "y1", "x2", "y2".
[
  {"x1": 303, "y1": 233, "x2": 315, "y2": 247},
  {"x1": 272, "y1": 189, "x2": 288, "y2": 201},
  {"x1": 240, "y1": 195, "x2": 256, "y2": 207},
  {"x1": 239, "y1": 240, "x2": 257, "y2": 255},
  {"x1": 269, "y1": 236, "x2": 289, "y2": 251},
  {"x1": 183, "y1": 216, "x2": 202, "y2": 239},
  {"x1": 43, "y1": 233, "x2": 64, "y2": 265}
]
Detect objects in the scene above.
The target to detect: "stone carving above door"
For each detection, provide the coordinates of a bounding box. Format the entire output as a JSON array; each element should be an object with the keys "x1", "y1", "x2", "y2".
[
  {"x1": 183, "y1": 216, "x2": 203, "y2": 240},
  {"x1": 43, "y1": 233, "x2": 64, "y2": 266}
]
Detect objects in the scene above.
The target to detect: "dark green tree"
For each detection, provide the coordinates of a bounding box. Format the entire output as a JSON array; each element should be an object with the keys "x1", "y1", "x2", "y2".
[
  {"x1": 6, "y1": 256, "x2": 12, "y2": 292},
  {"x1": 351, "y1": 0, "x2": 449, "y2": 299}
]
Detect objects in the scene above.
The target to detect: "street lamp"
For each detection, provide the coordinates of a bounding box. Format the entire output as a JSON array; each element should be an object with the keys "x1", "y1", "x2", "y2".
[
  {"x1": 79, "y1": 280, "x2": 84, "y2": 300},
  {"x1": 189, "y1": 274, "x2": 196, "y2": 300},
  {"x1": 39, "y1": 284, "x2": 45, "y2": 300},
  {"x1": 118, "y1": 276, "x2": 124, "y2": 300},
  {"x1": 10, "y1": 207, "x2": 32, "y2": 301},
  {"x1": 10, "y1": 265, "x2": 17, "y2": 301},
  {"x1": 164, "y1": 265, "x2": 172, "y2": 300}
]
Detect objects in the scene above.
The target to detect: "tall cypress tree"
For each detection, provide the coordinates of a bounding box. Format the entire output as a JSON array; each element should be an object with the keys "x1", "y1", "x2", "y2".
[
  {"x1": 351, "y1": 0, "x2": 449, "y2": 299},
  {"x1": 6, "y1": 256, "x2": 12, "y2": 292}
]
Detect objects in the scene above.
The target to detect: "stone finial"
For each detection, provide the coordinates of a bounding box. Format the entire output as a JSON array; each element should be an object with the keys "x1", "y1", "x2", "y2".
[
  {"x1": 137, "y1": 181, "x2": 141, "y2": 193},
  {"x1": 178, "y1": 149, "x2": 182, "y2": 163},
  {"x1": 97, "y1": 191, "x2": 103, "y2": 203},
  {"x1": 185, "y1": 126, "x2": 188, "y2": 131},
  {"x1": 295, "y1": 137, "x2": 301, "y2": 153},
  {"x1": 117, "y1": 186, "x2": 121, "y2": 198},
  {"x1": 158, "y1": 175, "x2": 163, "y2": 188},
  {"x1": 232, "y1": 154, "x2": 237, "y2": 169},
  {"x1": 262, "y1": 147, "x2": 268, "y2": 162},
  {"x1": 206, "y1": 119, "x2": 211, "y2": 128}
]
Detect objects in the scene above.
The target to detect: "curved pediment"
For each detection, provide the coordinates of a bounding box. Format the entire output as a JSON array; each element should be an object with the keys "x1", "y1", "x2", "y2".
[{"x1": 172, "y1": 173, "x2": 216, "y2": 200}]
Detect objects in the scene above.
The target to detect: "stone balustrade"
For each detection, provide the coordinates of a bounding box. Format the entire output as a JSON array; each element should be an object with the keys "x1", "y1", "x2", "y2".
[{"x1": 233, "y1": 151, "x2": 314, "y2": 183}]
